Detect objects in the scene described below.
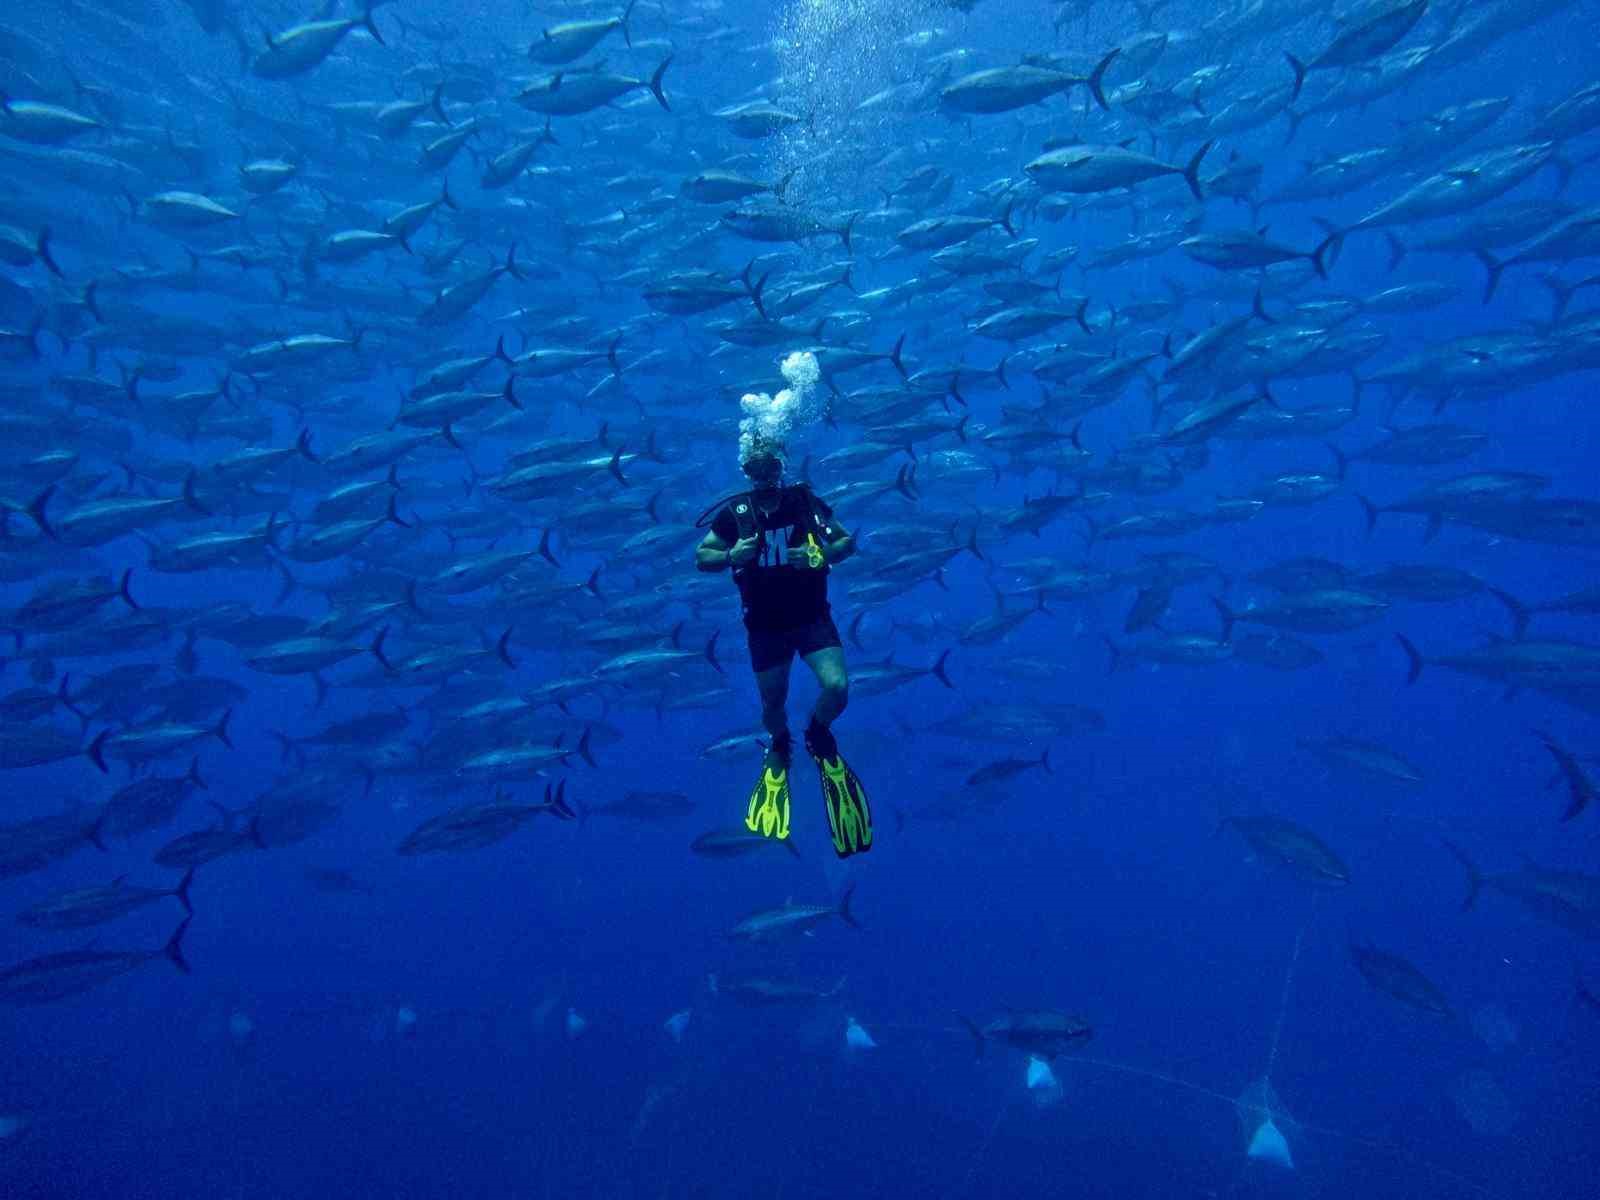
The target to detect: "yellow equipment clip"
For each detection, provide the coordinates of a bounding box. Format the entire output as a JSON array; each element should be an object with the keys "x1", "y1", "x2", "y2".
[{"x1": 803, "y1": 533, "x2": 826, "y2": 569}]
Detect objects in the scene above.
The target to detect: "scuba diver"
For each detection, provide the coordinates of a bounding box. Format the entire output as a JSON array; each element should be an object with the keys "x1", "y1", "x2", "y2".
[{"x1": 694, "y1": 439, "x2": 872, "y2": 857}]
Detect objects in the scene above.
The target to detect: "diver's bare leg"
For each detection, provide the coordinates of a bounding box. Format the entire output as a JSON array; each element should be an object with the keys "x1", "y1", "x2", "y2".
[
  {"x1": 754, "y1": 661, "x2": 792, "y2": 743},
  {"x1": 801, "y1": 645, "x2": 849, "y2": 730}
]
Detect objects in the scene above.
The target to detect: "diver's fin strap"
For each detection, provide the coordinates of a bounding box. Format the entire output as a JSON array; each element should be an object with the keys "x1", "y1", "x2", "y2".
[
  {"x1": 817, "y1": 755, "x2": 872, "y2": 857},
  {"x1": 745, "y1": 764, "x2": 791, "y2": 840}
]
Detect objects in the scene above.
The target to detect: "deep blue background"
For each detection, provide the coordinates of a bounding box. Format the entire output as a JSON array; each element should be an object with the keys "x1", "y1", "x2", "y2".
[{"x1": 2, "y1": 1, "x2": 1599, "y2": 1197}]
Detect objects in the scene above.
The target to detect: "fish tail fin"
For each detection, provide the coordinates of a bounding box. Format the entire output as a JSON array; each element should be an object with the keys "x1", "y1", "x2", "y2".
[
  {"x1": 890, "y1": 331, "x2": 907, "y2": 379},
  {"x1": 838, "y1": 882, "x2": 861, "y2": 929},
  {"x1": 1252, "y1": 286, "x2": 1276, "y2": 324},
  {"x1": 746, "y1": 265, "x2": 769, "y2": 318},
  {"x1": 1384, "y1": 232, "x2": 1407, "y2": 271},
  {"x1": 1183, "y1": 141, "x2": 1211, "y2": 201},
  {"x1": 1396, "y1": 634, "x2": 1423, "y2": 685},
  {"x1": 1539, "y1": 272, "x2": 1576, "y2": 321},
  {"x1": 1476, "y1": 250, "x2": 1504, "y2": 304},
  {"x1": 1103, "y1": 635, "x2": 1121, "y2": 674},
  {"x1": 898, "y1": 461, "x2": 919, "y2": 501},
  {"x1": 213, "y1": 707, "x2": 234, "y2": 749},
  {"x1": 931, "y1": 648, "x2": 954, "y2": 690},
  {"x1": 957, "y1": 1013, "x2": 984, "y2": 1059},
  {"x1": 1285, "y1": 52, "x2": 1306, "y2": 102},
  {"x1": 174, "y1": 867, "x2": 196, "y2": 915},
  {"x1": 538, "y1": 527, "x2": 559, "y2": 567},
  {"x1": 1357, "y1": 493, "x2": 1379, "y2": 536},
  {"x1": 164, "y1": 918, "x2": 193, "y2": 974},
  {"x1": 370, "y1": 625, "x2": 394, "y2": 673},
  {"x1": 965, "y1": 525, "x2": 984, "y2": 562},
  {"x1": 648, "y1": 56, "x2": 672, "y2": 112},
  {"x1": 1488, "y1": 588, "x2": 1530, "y2": 639},
  {"x1": 187, "y1": 756, "x2": 207, "y2": 790},
  {"x1": 705, "y1": 630, "x2": 723, "y2": 676},
  {"x1": 183, "y1": 469, "x2": 212, "y2": 516},
  {"x1": 24, "y1": 313, "x2": 43, "y2": 359},
  {"x1": 1087, "y1": 47, "x2": 1118, "y2": 111},
  {"x1": 37, "y1": 226, "x2": 63, "y2": 278},
  {"x1": 1210, "y1": 596, "x2": 1236, "y2": 643},
  {"x1": 496, "y1": 627, "x2": 517, "y2": 669},
  {"x1": 87, "y1": 729, "x2": 110, "y2": 774},
  {"x1": 362, "y1": 2, "x2": 386, "y2": 47},
  {"x1": 1311, "y1": 230, "x2": 1340, "y2": 280},
  {"x1": 577, "y1": 725, "x2": 597, "y2": 768},
  {"x1": 27, "y1": 485, "x2": 57, "y2": 540},
  {"x1": 847, "y1": 610, "x2": 867, "y2": 653},
  {"x1": 1326, "y1": 441, "x2": 1348, "y2": 481},
  {"x1": 1040, "y1": 746, "x2": 1052, "y2": 774},
  {"x1": 57, "y1": 673, "x2": 85, "y2": 723},
  {"x1": 1440, "y1": 840, "x2": 1483, "y2": 911},
  {"x1": 85, "y1": 804, "x2": 109, "y2": 852},
  {"x1": 549, "y1": 779, "x2": 577, "y2": 820},
  {"x1": 118, "y1": 567, "x2": 139, "y2": 610}
]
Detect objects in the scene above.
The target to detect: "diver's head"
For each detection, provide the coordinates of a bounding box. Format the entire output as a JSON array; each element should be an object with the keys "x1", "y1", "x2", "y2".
[{"x1": 741, "y1": 446, "x2": 784, "y2": 494}]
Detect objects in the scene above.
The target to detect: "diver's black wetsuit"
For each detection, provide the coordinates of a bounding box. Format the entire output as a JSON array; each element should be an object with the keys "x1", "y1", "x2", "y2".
[{"x1": 710, "y1": 484, "x2": 842, "y2": 672}]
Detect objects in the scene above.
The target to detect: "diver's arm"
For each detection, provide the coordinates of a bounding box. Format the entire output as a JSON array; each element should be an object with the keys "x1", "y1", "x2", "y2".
[
  {"x1": 825, "y1": 524, "x2": 856, "y2": 565},
  {"x1": 697, "y1": 529, "x2": 733, "y2": 572}
]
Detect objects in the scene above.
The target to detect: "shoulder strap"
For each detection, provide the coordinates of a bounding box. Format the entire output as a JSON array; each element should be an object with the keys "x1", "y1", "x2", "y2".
[
  {"x1": 727, "y1": 493, "x2": 758, "y2": 540},
  {"x1": 793, "y1": 483, "x2": 829, "y2": 532}
]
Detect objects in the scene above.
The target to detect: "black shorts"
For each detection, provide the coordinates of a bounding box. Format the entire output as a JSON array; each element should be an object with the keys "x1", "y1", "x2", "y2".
[{"x1": 746, "y1": 615, "x2": 842, "y2": 674}]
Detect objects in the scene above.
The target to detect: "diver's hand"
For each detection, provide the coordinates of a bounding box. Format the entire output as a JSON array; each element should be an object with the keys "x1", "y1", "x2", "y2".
[
  {"x1": 786, "y1": 543, "x2": 825, "y2": 569},
  {"x1": 729, "y1": 536, "x2": 760, "y2": 567}
]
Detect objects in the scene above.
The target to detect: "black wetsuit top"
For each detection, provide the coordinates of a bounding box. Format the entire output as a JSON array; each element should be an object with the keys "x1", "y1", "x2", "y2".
[{"x1": 711, "y1": 485, "x2": 838, "y2": 632}]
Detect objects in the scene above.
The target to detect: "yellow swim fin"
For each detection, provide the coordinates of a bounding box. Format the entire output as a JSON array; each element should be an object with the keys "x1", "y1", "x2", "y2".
[
  {"x1": 745, "y1": 748, "x2": 791, "y2": 840},
  {"x1": 805, "y1": 722, "x2": 871, "y2": 858}
]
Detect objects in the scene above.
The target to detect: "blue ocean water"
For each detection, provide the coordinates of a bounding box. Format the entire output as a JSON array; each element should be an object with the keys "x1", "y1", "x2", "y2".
[{"x1": 2, "y1": 1, "x2": 1599, "y2": 1197}]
